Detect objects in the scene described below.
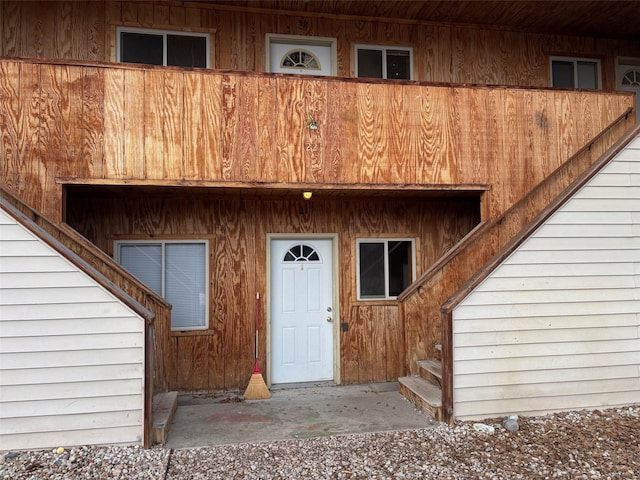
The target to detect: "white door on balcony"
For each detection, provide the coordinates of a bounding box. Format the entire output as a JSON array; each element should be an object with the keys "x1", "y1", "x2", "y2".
[
  {"x1": 617, "y1": 57, "x2": 640, "y2": 116},
  {"x1": 267, "y1": 34, "x2": 336, "y2": 76},
  {"x1": 270, "y1": 238, "x2": 334, "y2": 383}
]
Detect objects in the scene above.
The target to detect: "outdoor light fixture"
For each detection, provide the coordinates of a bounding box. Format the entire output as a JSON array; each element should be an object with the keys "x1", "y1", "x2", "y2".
[{"x1": 303, "y1": 191, "x2": 313, "y2": 200}]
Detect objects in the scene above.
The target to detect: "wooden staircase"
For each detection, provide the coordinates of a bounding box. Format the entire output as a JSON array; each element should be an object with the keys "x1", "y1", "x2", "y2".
[{"x1": 399, "y1": 345, "x2": 443, "y2": 421}]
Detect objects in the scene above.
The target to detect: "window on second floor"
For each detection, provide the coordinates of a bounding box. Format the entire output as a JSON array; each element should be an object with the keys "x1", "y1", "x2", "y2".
[
  {"x1": 117, "y1": 27, "x2": 210, "y2": 68},
  {"x1": 357, "y1": 238, "x2": 416, "y2": 300},
  {"x1": 551, "y1": 57, "x2": 601, "y2": 89},
  {"x1": 355, "y1": 45, "x2": 413, "y2": 80}
]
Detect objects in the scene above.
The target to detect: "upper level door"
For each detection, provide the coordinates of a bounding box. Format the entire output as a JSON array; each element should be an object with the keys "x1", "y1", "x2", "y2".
[
  {"x1": 270, "y1": 238, "x2": 334, "y2": 383},
  {"x1": 617, "y1": 57, "x2": 640, "y2": 117},
  {"x1": 267, "y1": 35, "x2": 336, "y2": 76}
]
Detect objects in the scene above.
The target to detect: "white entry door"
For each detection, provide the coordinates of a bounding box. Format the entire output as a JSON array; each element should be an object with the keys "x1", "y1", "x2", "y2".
[
  {"x1": 617, "y1": 58, "x2": 640, "y2": 116},
  {"x1": 268, "y1": 36, "x2": 335, "y2": 76},
  {"x1": 270, "y1": 238, "x2": 334, "y2": 383}
]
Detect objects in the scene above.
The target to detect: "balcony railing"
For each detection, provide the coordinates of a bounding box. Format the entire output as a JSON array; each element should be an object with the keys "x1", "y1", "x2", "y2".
[{"x1": 0, "y1": 57, "x2": 635, "y2": 222}]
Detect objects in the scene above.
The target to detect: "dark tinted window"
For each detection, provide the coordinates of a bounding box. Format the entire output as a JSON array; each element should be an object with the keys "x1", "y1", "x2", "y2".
[
  {"x1": 167, "y1": 34, "x2": 207, "y2": 68},
  {"x1": 120, "y1": 32, "x2": 164, "y2": 65}
]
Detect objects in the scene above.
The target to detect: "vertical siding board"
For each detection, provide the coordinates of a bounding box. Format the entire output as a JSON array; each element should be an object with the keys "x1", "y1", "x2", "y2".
[
  {"x1": 455, "y1": 88, "x2": 487, "y2": 185},
  {"x1": 257, "y1": 76, "x2": 278, "y2": 182},
  {"x1": 17, "y1": 63, "x2": 42, "y2": 210},
  {"x1": 304, "y1": 79, "x2": 328, "y2": 183},
  {"x1": 201, "y1": 72, "x2": 222, "y2": 180},
  {"x1": 237, "y1": 76, "x2": 259, "y2": 181},
  {"x1": 80, "y1": 67, "x2": 105, "y2": 179},
  {"x1": 104, "y1": 68, "x2": 125, "y2": 178},
  {"x1": 220, "y1": 74, "x2": 238, "y2": 181},
  {"x1": 356, "y1": 83, "x2": 390, "y2": 183},
  {"x1": 0, "y1": 61, "x2": 20, "y2": 191},
  {"x1": 183, "y1": 72, "x2": 204, "y2": 180},
  {"x1": 39, "y1": 64, "x2": 65, "y2": 219},
  {"x1": 276, "y1": 77, "x2": 306, "y2": 182},
  {"x1": 143, "y1": 70, "x2": 164, "y2": 179},
  {"x1": 123, "y1": 69, "x2": 145, "y2": 179},
  {"x1": 416, "y1": 86, "x2": 456, "y2": 185},
  {"x1": 162, "y1": 70, "x2": 184, "y2": 179}
]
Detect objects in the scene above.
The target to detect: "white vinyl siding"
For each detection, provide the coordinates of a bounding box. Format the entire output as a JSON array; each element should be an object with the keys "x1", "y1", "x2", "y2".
[
  {"x1": 452, "y1": 135, "x2": 640, "y2": 420},
  {"x1": 0, "y1": 209, "x2": 146, "y2": 450}
]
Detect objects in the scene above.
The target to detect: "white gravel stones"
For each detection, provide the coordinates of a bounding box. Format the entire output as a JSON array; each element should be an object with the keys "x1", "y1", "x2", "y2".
[{"x1": 2, "y1": 405, "x2": 638, "y2": 479}]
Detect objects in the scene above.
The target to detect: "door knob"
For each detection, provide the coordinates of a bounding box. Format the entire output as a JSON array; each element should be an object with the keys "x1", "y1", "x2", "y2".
[{"x1": 326, "y1": 316, "x2": 333, "y2": 322}]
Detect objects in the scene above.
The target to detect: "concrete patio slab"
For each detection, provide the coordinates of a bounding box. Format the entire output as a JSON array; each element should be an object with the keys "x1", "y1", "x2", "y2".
[{"x1": 164, "y1": 382, "x2": 435, "y2": 449}]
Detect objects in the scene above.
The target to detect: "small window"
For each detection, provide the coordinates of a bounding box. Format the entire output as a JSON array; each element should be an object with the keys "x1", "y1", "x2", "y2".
[
  {"x1": 621, "y1": 69, "x2": 640, "y2": 86},
  {"x1": 116, "y1": 240, "x2": 209, "y2": 331},
  {"x1": 357, "y1": 239, "x2": 415, "y2": 300},
  {"x1": 283, "y1": 244, "x2": 321, "y2": 262},
  {"x1": 117, "y1": 27, "x2": 209, "y2": 68},
  {"x1": 356, "y1": 45, "x2": 413, "y2": 80},
  {"x1": 280, "y1": 49, "x2": 321, "y2": 71},
  {"x1": 551, "y1": 57, "x2": 601, "y2": 89}
]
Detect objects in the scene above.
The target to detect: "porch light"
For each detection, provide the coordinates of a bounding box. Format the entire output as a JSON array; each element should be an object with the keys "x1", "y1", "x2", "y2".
[{"x1": 303, "y1": 191, "x2": 313, "y2": 200}]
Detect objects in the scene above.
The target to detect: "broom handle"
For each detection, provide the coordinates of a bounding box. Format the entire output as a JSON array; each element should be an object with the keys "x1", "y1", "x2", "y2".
[{"x1": 255, "y1": 293, "x2": 260, "y2": 360}]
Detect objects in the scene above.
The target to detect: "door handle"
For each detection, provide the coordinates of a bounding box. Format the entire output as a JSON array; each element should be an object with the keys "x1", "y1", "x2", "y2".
[{"x1": 326, "y1": 316, "x2": 333, "y2": 323}]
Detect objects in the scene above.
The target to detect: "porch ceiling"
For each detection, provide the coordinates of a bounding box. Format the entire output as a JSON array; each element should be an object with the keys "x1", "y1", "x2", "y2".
[
  {"x1": 64, "y1": 183, "x2": 487, "y2": 200},
  {"x1": 209, "y1": 1, "x2": 640, "y2": 41}
]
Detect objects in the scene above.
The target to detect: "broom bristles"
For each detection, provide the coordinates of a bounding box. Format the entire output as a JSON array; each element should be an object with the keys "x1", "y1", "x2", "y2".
[{"x1": 243, "y1": 360, "x2": 271, "y2": 400}]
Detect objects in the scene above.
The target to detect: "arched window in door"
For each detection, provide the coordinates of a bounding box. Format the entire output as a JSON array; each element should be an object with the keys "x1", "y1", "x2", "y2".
[
  {"x1": 621, "y1": 69, "x2": 640, "y2": 86},
  {"x1": 280, "y1": 49, "x2": 321, "y2": 71},
  {"x1": 283, "y1": 244, "x2": 321, "y2": 262}
]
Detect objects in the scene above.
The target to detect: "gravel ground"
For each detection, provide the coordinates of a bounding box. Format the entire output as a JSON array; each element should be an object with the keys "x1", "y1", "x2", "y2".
[{"x1": 2, "y1": 405, "x2": 638, "y2": 479}]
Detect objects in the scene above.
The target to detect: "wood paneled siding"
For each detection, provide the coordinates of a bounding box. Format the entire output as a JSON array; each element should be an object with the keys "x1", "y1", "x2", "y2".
[
  {"x1": 451, "y1": 134, "x2": 640, "y2": 420},
  {"x1": 66, "y1": 190, "x2": 480, "y2": 389},
  {"x1": 1, "y1": 1, "x2": 639, "y2": 88},
  {"x1": 0, "y1": 207, "x2": 147, "y2": 450},
  {"x1": 0, "y1": 57, "x2": 634, "y2": 224}
]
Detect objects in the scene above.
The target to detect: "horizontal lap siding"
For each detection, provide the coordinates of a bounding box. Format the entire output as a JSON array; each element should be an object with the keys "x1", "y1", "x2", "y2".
[
  {"x1": 0, "y1": 209, "x2": 145, "y2": 450},
  {"x1": 452, "y1": 136, "x2": 640, "y2": 420}
]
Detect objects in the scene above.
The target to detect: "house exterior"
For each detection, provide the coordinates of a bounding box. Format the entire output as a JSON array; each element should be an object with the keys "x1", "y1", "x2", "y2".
[{"x1": 0, "y1": 0, "x2": 639, "y2": 446}]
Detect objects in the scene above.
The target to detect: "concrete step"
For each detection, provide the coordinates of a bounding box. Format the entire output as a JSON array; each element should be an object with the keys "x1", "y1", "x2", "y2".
[
  {"x1": 417, "y1": 359, "x2": 442, "y2": 388},
  {"x1": 152, "y1": 391, "x2": 178, "y2": 445},
  {"x1": 398, "y1": 376, "x2": 443, "y2": 421}
]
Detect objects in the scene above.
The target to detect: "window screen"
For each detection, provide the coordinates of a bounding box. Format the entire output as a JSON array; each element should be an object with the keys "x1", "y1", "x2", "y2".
[
  {"x1": 117, "y1": 241, "x2": 208, "y2": 330},
  {"x1": 357, "y1": 239, "x2": 414, "y2": 299},
  {"x1": 551, "y1": 58, "x2": 600, "y2": 89},
  {"x1": 356, "y1": 46, "x2": 412, "y2": 80},
  {"x1": 118, "y1": 27, "x2": 209, "y2": 68}
]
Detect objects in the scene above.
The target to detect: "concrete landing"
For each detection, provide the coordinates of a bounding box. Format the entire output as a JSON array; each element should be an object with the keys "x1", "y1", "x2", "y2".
[{"x1": 164, "y1": 382, "x2": 435, "y2": 449}]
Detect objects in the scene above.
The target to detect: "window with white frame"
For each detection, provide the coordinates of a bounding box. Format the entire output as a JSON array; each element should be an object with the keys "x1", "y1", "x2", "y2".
[
  {"x1": 357, "y1": 239, "x2": 415, "y2": 300},
  {"x1": 116, "y1": 240, "x2": 208, "y2": 331},
  {"x1": 116, "y1": 27, "x2": 210, "y2": 68},
  {"x1": 551, "y1": 57, "x2": 601, "y2": 89},
  {"x1": 355, "y1": 45, "x2": 413, "y2": 80}
]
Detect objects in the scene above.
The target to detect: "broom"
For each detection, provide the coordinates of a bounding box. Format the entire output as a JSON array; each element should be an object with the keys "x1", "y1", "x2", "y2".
[{"x1": 243, "y1": 293, "x2": 271, "y2": 400}]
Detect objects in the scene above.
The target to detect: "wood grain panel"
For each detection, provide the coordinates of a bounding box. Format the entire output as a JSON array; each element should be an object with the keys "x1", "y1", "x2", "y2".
[
  {"x1": 18, "y1": 63, "x2": 42, "y2": 212},
  {"x1": 162, "y1": 70, "x2": 183, "y2": 179},
  {"x1": 66, "y1": 191, "x2": 480, "y2": 390},
  {"x1": 0, "y1": 61, "x2": 20, "y2": 192},
  {"x1": 201, "y1": 72, "x2": 223, "y2": 180},
  {"x1": 104, "y1": 68, "x2": 125, "y2": 178},
  {"x1": 143, "y1": 70, "x2": 164, "y2": 179},
  {"x1": 257, "y1": 76, "x2": 278, "y2": 182},
  {"x1": 80, "y1": 67, "x2": 105, "y2": 180}
]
